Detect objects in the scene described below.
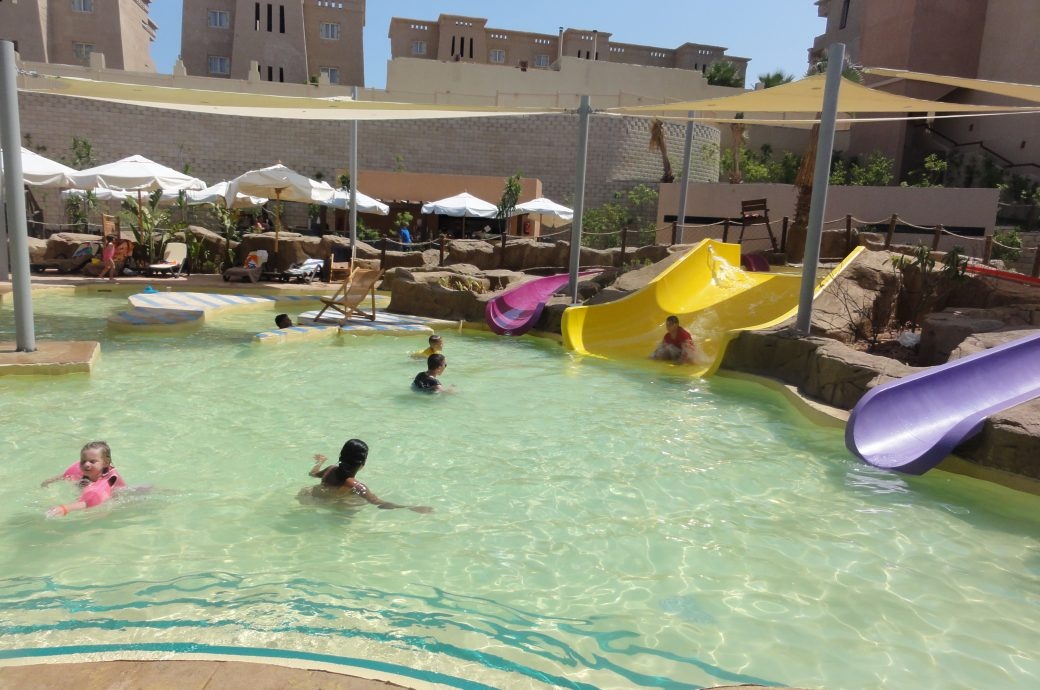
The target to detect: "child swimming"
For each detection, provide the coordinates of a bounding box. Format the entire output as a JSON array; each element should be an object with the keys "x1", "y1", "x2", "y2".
[
  {"x1": 305, "y1": 438, "x2": 432, "y2": 513},
  {"x1": 44, "y1": 441, "x2": 127, "y2": 517}
]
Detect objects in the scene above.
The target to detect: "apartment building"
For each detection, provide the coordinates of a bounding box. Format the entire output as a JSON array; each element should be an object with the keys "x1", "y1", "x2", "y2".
[
  {"x1": 180, "y1": 0, "x2": 365, "y2": 86},
  {"x1": 0, "y1": 0, "x2": 157, "y2": 71},
  {"x1": 812, "y1": 0, "x2": 1040, "y2": 182},
  {"x1": 388, "y1": 14, "x2": 748, "y2": 83}
]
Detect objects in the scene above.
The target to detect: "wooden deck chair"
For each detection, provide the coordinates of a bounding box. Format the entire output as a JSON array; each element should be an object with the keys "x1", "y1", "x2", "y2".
[
  {"x1": 101, "y1": 213, "x2": 120, "y2": 239},
  {"x1": 738, "y1": 198, "x2": 779, "y2": 251},
  {"x1": 313, "y1": 267, "x2": 383, "y2": 324}
]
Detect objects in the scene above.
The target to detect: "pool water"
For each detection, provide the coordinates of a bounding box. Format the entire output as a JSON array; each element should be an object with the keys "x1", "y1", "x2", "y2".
[{"x1": 1, "y1": 288, "x2": 1038, "y2": 689}]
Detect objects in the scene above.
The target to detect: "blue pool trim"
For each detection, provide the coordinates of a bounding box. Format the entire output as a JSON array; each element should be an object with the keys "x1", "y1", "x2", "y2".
[{"x1": 0, "y1": 643, "x2": 495, "y2": 689}]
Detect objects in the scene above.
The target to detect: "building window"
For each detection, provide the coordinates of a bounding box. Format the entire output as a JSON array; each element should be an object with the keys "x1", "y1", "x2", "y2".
[
  {"x1": 207, "y1": 55, "x2": 230, "y2": 75},
  {"x1": 279, "y1": 5, "x2": 285, "y2": 34},
  {"x1": 840, "y1": 0, "x2": 851, "y2": 29},
  {"x1": 320, "y1": 67, "x2": 340, "y2": 84},
  {"x1": 411, "y1": 40, "x2": 426, "y2": 56},
  {"x1": 72, "y1": 42, "x2": 94, "y2": 63},
  {"x1": 208, "y1": 10, "x2": 230, "y2": 29},
  {"x1": 534, "y1": 54, "x2": 549, "y2": 68},
  {"x1": 489, "y1": 49, "x2": 506, "y2": 64},
  {"x1": 71, "y1": 0, "x2": 93, "y2": 13},
  {"x1": 320, "y1": 22, "x2": 340, "y2": 40}
]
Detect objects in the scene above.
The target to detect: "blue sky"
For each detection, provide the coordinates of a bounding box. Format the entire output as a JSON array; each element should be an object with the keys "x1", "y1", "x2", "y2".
[{"x1": 149, "y1": 1, "x2": 825, "y2": 87}]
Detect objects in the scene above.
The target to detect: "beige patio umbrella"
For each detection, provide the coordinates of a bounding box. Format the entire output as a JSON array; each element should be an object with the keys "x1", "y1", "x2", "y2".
[{"x1": 224, "y1": 164, "x2": 335, "y2": 251}]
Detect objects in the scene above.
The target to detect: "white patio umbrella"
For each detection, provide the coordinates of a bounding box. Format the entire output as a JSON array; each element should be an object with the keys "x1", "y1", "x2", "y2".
[
  {"x1": 1, "y1": 147, "x2": 77, "y2": 187},
  {"x1": 514, "y1": 197, "x2": 574, "y2": 229},
  {"x1": 322, "y1": 188, "x2": 390, "y2": 215},
  {"x1": 224, "y1": 164, "x2": 335, "y2": 250},
  {"x1": 421, "y1": 191, "x2": 498, "y2": 238},
  {"x1": 61, "y1": 187, "x2": 183, "y2": 205},
  {"x1": 66, "y1": 155, "x2": 206, "y2": 244},
  {"x1": 185, "y1": 181, "x2": 267, "y2": 208}
]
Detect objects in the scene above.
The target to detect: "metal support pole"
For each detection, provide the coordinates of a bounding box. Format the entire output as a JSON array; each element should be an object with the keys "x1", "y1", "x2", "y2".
[
  {"x1": 349, "y1": 85, "x2": 359, "y2": 265},
  {"x1": 0, "y1": 167, "x2": 7, "y2": 280},
  {"x1": 0, "y1": 40, "x2": 36, "y2": 351},
  {"x1": 795, "y1": 42, "x2": 845, "y2": 336},
  {"x1": 673, "y1": 113, "x2": 694, "y2": 245},
  {"x1": 567, "y1": 95, "x2": 591, "y2": 303}
]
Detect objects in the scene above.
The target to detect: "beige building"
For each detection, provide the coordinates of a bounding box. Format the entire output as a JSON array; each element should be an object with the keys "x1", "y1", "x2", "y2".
[
  {"x1": 812, "y1": 0, "x2": 1040, "y2": 185},
  {"x1": 0, "y1": 0, "x2": 157, "y2": 71},
  {"x1": 388, "y1": 14, "x2": 748, "y2": 83},
  {"x1": 180, "y1": 0, "x2": 365, "y2": 85}
]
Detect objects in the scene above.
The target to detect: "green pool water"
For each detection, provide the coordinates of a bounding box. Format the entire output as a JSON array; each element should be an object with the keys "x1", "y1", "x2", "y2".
[{"x1": 1, "y1": 288, "x2": 1037, "y2": 689}]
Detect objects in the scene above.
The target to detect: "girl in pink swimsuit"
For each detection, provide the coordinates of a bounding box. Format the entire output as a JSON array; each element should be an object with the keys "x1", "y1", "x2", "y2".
[
  {"x1": 97, "y1": 236, "x2": 117, "y2": 282},
  {"x1": 43, "y1": 441, "x2": 127, "y2": 517}
]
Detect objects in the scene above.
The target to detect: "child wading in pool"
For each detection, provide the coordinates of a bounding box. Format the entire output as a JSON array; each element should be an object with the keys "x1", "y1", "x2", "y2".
[
  {"x1": 307, "y1": 438, "x2": 432, "y2": 513},
  {"x1": 43, "y1": 441, "x2": 127, "y2": 517},
  {"x1": 651, "y1": 315, "x2": 696, "y2": 364},
  {"x1": 411, "y1": 333, "x2": 443, "y2": 359}
]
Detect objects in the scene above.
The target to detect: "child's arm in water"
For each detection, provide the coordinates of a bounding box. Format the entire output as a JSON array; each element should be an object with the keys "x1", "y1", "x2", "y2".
[
  {"x1": 46, "y1": 499, "x2": 88, "y2": 518},
  {"x1": 347, "y1": 478, "x2": 433, "y2": 513},
  {"x1": 40, "y1": 474, "x2": 66, "y2": 488},
  {"x1": 309, "y1": 454, "x2": 328, "y2": 478}
]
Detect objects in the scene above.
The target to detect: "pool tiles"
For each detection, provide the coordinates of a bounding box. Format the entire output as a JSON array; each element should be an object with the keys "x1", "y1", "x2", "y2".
[{"x1": 108, "y1": 292, "x2": 321, "y2": 331}]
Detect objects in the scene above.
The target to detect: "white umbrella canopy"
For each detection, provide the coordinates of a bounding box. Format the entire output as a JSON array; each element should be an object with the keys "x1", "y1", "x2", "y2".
[
  {"x1": 1, "y1": 147, "x2": 78, "y2": 188},
  {"x1": 322, "y1": 189, "x2": 390, "y2": 215},
  {"x1": 186, "y1": 181, "x2": 267, "y2": 208},
  {"x1": 66, "y1": 154, "x2": 206, "y2": 192},
  {"x1": 514, "y1": 197, "x2": 574, "y2": 228},
  {"x1": 224, "y1": 163, "x2": 335, "y2": 205},
  {"x1": 61, "y1": 187, "x2": 184, "y2": 205},
  {"x1": 225, "y1": 164, "x2": 335, "y2": 251},
  {"x1": 421, "y1": 191, "x2": 498, "y2": 218}
]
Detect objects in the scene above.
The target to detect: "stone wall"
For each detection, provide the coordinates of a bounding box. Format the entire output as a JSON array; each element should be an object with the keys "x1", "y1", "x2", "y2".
[{"x1": 19, "y1": 91, "x2": 719, "y2": 230}]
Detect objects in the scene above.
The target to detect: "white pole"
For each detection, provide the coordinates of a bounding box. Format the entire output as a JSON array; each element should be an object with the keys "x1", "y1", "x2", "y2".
[
  {"x1": 0, "y1": 40, "x2": 36, "y2": 350},
  {"x1": 567, "y1": 95, "x2": 592, "y2": 303},
  {"x1": 349, "y1": 85, "x2": 359, "y2": 265},
  {"x1": 674, "y1": 112, "x2": 694, "y2": 244},
  {"x1": 795, "y1": 43, "x2": 845, "y2": 335}
]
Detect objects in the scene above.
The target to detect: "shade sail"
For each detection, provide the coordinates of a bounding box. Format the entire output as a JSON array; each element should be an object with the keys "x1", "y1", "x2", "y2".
[
  {"x1": 224, "y1": 164, "x2": 335, "y2": 205},
  {"x1": 863, "y1": 68, "x2": 1040, "y2": 104},
  {"x1": 16, "y1": 72, "x2": 559, "y2": 121},
  {"x1": 322, "y1": 189, "x2": 390, "y2": 215},
  {"x1": 421, "y1": 192, "x2": 498, "y2": 218},
  {"x1": 1, "y1": 147, "x2": 77, "y2": 187},
  {"x1": 609, "y1": 74, "x2": 1039, "y2": 116},
  {"x1": 67, "y1": 154, "x2": 206, "y2": 192},
  {"x1": 514, "y1": 197, "x2": 574, "y2": 228}
]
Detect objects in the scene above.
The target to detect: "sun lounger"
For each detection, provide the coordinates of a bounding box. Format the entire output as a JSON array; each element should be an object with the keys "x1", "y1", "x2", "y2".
[
  {"x1": 312, "y1": 267, "x2": 382, "y2": 324},
  {"x1": 31, "y1": 241, "x2": 100, "y2": 274},
  {"x1": 149, "y1": 242, "x2": 187, "y2": 277},
  {"x1": 282, "y1": 258, "x2": 324, "y2": 283},
  {"x1": 223, "y1": 250, "x2": 268, "y2": 283}
]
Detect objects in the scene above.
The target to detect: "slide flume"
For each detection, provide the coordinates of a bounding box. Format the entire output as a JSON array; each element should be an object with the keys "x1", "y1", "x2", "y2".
[
  {"x1": 561, "y1": 239, "x2": 862, "y2": 376},
  {"x1": 846, "y1": 330, "x2": 1040, "y2": 474},
  {"x1": 486, "y1": 270, "x2": 600, "y2": 336}
]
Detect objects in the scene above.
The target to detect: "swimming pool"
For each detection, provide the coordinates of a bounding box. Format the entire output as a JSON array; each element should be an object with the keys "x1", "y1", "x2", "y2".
[{"x1": 1, "y1": 288, "x2": 1038, "y2": 689}]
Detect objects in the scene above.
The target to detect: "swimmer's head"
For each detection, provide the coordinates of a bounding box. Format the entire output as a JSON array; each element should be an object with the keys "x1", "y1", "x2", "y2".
[
  {"x1": 80, "y1": 441, "x2": 112, "y2": 481},
  {"x1": 427, "y1": 353, "x2": 446, "y2": 372},
  {"x1": 666, "y1": 315, "x2": 680, "y2": 328},
  {"x1": 428, "y1": 334, "x2": 443, "y2": 351},
  {"x1": 275, "y1": 313, "x2": 293, "y2": 329},
  {"x1": 338, "y1": 438, "x2": 369, "y2": 473}
]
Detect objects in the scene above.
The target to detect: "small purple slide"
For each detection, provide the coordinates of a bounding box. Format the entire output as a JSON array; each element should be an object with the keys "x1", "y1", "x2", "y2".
[
  {"x1": 485, "y1": 271, "x2": 600, "y2": 336},
  {"x1": 846, "y1": 331, "x2": 1040, "y2": 474}
]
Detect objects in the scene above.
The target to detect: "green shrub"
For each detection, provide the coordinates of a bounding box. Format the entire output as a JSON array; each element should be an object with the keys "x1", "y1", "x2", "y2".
[{"x1": 992, "y1": 229, "x2": 1023, "y2": 263}]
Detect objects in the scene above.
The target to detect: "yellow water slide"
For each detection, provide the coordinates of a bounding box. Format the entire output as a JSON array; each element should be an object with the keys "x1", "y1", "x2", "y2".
[{"x1": 562, "y1": 240, "x2": 862, "y2": 376}]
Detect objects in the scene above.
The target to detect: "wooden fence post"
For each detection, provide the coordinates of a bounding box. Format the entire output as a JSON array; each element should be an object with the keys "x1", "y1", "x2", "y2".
[
  {"x1": 722, "y1": 219, "x2": 730, "y2": 243},
  {"x1": 845, "y1": 214, "x2": 853, "y2": 254},
  {"x1": 671, "y1": 220, "x2": 679, "y2": 246},
  {"x1": 1032, "y1": 245, "x2": 1040, "y2": 278},
  {"x1": 438, "y1": 234, "x2": 447, "y2": 266},
  {"x1": 983, "y1": 234, "x2": 994, "y2": 264},
  {"x1": 885, "y1": 214, "x2": 897, "y2": 249},
  {"x1": 619, "y1": 227, "x2": 629, "y2": 267},
  {"x1": 781, "y1": 216, "x2": 789, "y2": 253},
  {"x1": 380, "y1": 235, "x2": 388, "y2": 267},
  {"x1": 932, "y1": 224, "x2": 943, "y2": 251}
]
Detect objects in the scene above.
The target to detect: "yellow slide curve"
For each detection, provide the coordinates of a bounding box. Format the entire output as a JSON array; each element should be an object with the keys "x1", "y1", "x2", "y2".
[{"x1": 562, "y1": 239, "x2": 863, "y2": 376}]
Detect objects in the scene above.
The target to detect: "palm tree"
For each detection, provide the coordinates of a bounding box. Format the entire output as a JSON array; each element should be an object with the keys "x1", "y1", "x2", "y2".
[
  {"x1": 705, "y1": 60, "x2": 743, "y2": 87},
  {"x1": 758, "y1": 70, "x2": 794, "y2": 89},
  {"x1": 648, "y1": 119, "x2": 675, "y2": 183}
]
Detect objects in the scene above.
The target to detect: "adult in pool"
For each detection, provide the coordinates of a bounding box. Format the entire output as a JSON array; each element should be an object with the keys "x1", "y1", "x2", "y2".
[{"x1": 306, "y1": 438, "x2": 432, "y2": 513}]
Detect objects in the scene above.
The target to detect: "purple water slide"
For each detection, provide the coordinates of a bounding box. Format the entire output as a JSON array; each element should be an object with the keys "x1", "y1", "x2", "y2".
[
  {"x1": 846, "y1": 331, "x2": 1040, "y2": 474},
  {"x1": 485, "y1": 271, "x2": 600, "y2": 336}
]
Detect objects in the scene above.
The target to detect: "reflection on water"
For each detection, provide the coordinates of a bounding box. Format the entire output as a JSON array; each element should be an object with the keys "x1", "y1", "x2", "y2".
[{"x1": 0, "y1": 289, "x2": 1037, "y2": 690}]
